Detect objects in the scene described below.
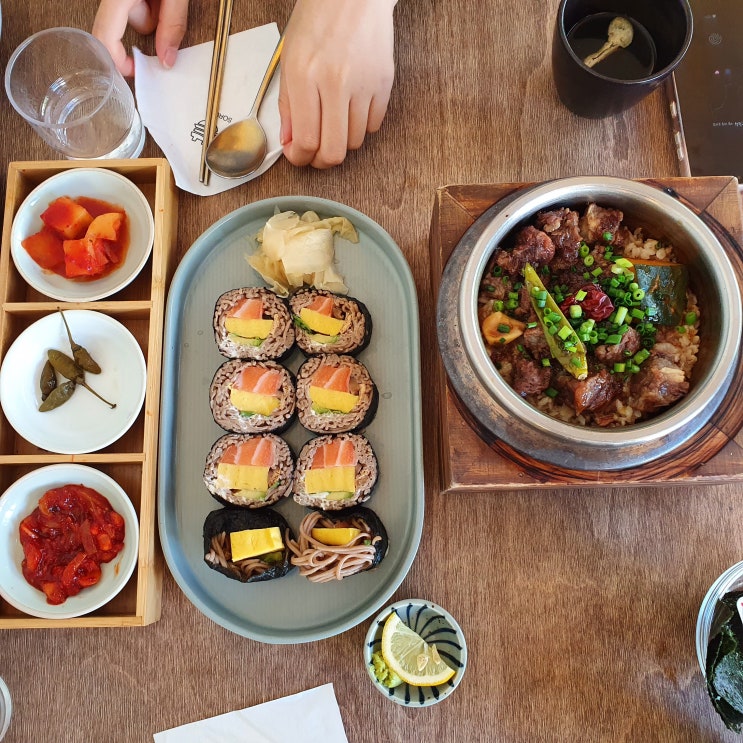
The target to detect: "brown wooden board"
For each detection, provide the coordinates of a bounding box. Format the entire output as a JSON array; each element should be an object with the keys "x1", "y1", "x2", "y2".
[
  {"x1": 430, "y1": 177, "x2": 743, "y2": 492},
  {"x1": 0, "y1": 159, "x2": 178, "y2": 627}
]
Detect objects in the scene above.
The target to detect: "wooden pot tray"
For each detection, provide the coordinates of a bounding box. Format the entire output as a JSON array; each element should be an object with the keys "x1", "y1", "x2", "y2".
[
  {"x1": 429, "y1": 176, "x2": 743, "y2": 492},
  {"x1": 0, "y1": 159, "x2": 178, "y2": 627}
]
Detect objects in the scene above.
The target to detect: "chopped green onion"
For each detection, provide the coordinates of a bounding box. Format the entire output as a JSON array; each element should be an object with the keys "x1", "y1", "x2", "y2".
[
  {"x1": 613, "y1": 362, "x2": 626, "y2": 373},
  {"x1": 541, "y1": 358, "x2": 551, "y2": 367},
  {"x1": 630, "y1": 308, "x2": 645, "y2": 320},
  {"x1": 591, "y1": 267, "x2": 603, "y2": 277},
  {"x1": 633, "y1": 348, "x2": 650, "y2": 364},
  {"x1": 497, "y1": 323, "x2": 511, "y2": 333},
  {"x1": 602, "y1": 231, "x2": 613, "y2": 243},
  {"x1": 526, "y1": 321, "x2": 538, "y2": 329},
  {"x1": 614, "y1": 306, "x2": 628, "y2": 325},
  {"x1": 614, "y1": 257, "x2": 633, "y2": 269},
  {"x1": 605, "y1": 334, "x2": 622, "y2": 344},
  {"x1": 685, "y1": 311, "x2": 698, "y2": 325},
  {"x1": 570, "y1": 356, "x2": 583, "y2": 368},
  {"x1": 545, "y1": 387, "x2": 558, "y2": 398},
  {"x1": 629, "y1": 282, "x2": 639, "y2": 291},
  {"x1": 548, "y1": 324, "x2": 559, "y2": 335},
  {"x1": 569, "y1": 304, "x2": 582, "y2": 319},
  {"x1": 508, "y1": 291, "x2": 519, "y2": 300},
  {"x1": 493, "y1": 300, "x2": 504, "y2": 312},
  {"x1": 557, "y1": 326, "x2": 572, "y2": 340},
  {"x1": 632, "y1": 288, "x2": 645, "y2": 301},
  {"x1": 583, "y1": 255, "x2": 595, "y2": 267},
  {"x1": 491, "y1": 266, "x2": 503, "y2": 276},
  {"x1": 579, "y1": 243, "x2": 590, "y2": 258},
  {"x1": 486, "y1": 285, "x2": 495, "y2": 293},
  {"x1": 513, "y1": 281, "x2": 523, "y2": 290},
  {"x1": 628, "y1": 363, "x2": 640, "y2": 374},
  {"x1": 575, "y1": 289, "x2": 587, "y2": 301},
  {"x1": 498, "y1": 337, "x2": 507, "y2": 344},
  {"x1": 676, "y1": 325, "x2": 687, "y2": 334},
  {"x1": 536, "y1": 299, "x2": 546, "y2": 309},
  {"x1": 505, "y1": 299, "x2": 519, "y2": 310}
]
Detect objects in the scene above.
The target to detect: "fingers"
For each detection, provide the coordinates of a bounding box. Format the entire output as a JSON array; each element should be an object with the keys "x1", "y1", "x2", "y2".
[
  {"x1": 92, "y1": 0, "x2": 189, "y2": 76},
  {"x1": 93, "y1": 0, "x2": 148, "y2": 77},
  {"x1": 154, "y1": 0, "x2": 190, "y2": 70}
]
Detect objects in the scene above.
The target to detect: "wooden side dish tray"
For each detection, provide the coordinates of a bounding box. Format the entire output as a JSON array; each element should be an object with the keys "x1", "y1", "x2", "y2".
[
  {"x1": 0, "y1": 159, "x2": 178, "y2": 627},
  {"x1": 429, "y1": 176, "x2": 743, "y2": 492}
]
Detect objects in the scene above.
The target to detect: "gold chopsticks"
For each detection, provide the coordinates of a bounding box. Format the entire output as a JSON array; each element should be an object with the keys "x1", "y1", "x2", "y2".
[{"x1": 199, "y1": 0, "x2": 234, "y2": 185}]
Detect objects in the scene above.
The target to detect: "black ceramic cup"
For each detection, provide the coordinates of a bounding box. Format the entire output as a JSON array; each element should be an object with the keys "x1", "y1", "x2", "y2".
[{"x1": 552, "y1": 0, "x2": 692, "y2": 118}]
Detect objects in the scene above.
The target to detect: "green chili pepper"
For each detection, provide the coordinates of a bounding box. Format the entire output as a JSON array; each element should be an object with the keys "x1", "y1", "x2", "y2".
[
  {"x1": 60, "y1": 310, "x2": 101, "y2": 374},
  {"x1": 523, "y1": 263, "x2": 587, "y2": 380},
  {"x1": 47, "y1": 349, "x2": 116, "y2": 409},
  {"x1": 39, "y1": 381, "x2": 76, "y2": 412},
  {"x1": 39, "y1": 359, "x2": 57, "y2": 401}
]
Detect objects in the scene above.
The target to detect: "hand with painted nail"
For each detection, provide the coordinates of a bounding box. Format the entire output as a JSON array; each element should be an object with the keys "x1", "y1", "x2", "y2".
[
  {"x1": 93, "y1": 0, "x2": 189, "y2": 77},
  {"x1": 279, "y1": 0, "x2": 397, "y2": 168}
]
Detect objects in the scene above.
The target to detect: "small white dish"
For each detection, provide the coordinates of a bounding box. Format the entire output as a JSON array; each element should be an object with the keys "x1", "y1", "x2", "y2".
[
  {"x1": 0, "y1": 464, "x2": 139, "y2": 619},
  {"x1": 10, "y1": 168, "x2": 154, "y2": 302},
  {"x1": 363, "y1": 598, "x2": 467, "y2": 707},
  {"x1": 0, "y1": 310, "x2": 146, "y2": 454}
]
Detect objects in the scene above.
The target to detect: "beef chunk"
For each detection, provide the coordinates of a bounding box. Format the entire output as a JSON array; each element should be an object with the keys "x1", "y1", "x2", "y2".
[
  {"x1": 521, "y1": 326, "x2": 551, "y2": 360},
  {"x1": 496, "y1": 226, "x2": 555, "y2": 275},
  {"x1": 513, "y1": 356, "x2": 552, "y2": 396},
  {"x1": 555, "y1": 368, "x2": 621, "y2": 415},
  {"x1": 579, "y1": 203, "x2": 624, "y2": 245},
  {"x1": 594, "y1": 326, "x2": 642, "y2": 365},
  {"x1": 535, "y1": 208, "x2": 582, "y2": 270},
  {"x1": 630, "y1": 356, "x2": 689, "y2": 413}
]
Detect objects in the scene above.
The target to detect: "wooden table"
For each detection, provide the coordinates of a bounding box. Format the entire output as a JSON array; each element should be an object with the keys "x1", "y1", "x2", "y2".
[{"x1": 1, "y1": 1, "x2": 741, "y2": 741}]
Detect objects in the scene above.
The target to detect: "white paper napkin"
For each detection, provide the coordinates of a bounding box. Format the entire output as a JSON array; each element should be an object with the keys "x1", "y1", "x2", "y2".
[
  {"x1": 133, "y1": 23, "x2": 283, "y2": 197},
  {"x1": 152, "y1": 683, "x2": 349, "y2": 743}
]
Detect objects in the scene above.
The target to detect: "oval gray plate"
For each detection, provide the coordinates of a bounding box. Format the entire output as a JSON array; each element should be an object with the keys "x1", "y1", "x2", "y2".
[{"x1": 158, "y1": 196, "x2": 424, "y2": 643}]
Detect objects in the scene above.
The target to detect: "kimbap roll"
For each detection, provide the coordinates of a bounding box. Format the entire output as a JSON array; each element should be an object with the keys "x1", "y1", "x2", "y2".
[
  {"x1": 210, "y1": 360, "x2": 296, "y2": 434},
  {"x1": 203, "y1": 507, "x2": 295, "y2": 583},
  {"x1": 213, "y1": 287, "x2": 294, "y2": 360},
  {"x1": 289, "y1": 288, "x2": 372, "y2": 356},
  {"x1": 287, "y1": 506, "x2": 388, "y2": 582},
  {"x1": 204, "y1": 433, "x2": 294, "y2": 507},
  {"x1": 295, "y1": 354, "x2": 378, "y2": 433},
  {"x1": 293, "y1": 433, "x2": 378, "y2": 510}
]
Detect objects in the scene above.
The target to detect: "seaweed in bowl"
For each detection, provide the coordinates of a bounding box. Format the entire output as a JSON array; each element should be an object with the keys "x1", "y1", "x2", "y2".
[{"x1": 477, "y1": 202, "x2": 700, "y2": 427}]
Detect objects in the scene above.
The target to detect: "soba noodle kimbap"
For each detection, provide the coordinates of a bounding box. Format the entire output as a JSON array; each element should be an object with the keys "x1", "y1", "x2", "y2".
[
  {"x1": 203, "y1": 507, "x2": 295, "y2": 583},
  {"x1": 289, "y1": 288, "x2": 372, "y2": 356},
  {"x1": 292, "y1": 433, "x2": 378, "y2": 510},
  {"x1": 295, "y1": 354, "x2": 378, "y2": 433},
  {"x1": 209, "y1": 359, "x2": 296, "y2": 434},
  {"x1": 204, "y1": 433, "x2": 294, "y2": 507},
  {"x1": 213, "y1": 287, "x2": 295, "y2": 360},
  {"x1": 287, "y1": 506, "x2": 388, "y2": 582}
]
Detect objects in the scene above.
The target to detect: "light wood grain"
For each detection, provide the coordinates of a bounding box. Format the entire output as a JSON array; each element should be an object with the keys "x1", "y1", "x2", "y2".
[{"x1": 1, "y1": 0, "x2": 742, "y2": 741}]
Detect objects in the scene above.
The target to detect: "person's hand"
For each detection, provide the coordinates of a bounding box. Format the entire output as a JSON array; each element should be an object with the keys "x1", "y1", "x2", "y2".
[
  {"x1": 279, "y1": 0, "x2": 397, "y2": 169},
  {"x1": 93, "y1": 0, "x2": 189, "y2": 78}
]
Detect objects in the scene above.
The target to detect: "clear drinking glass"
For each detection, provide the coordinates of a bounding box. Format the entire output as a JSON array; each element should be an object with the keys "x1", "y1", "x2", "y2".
[{"x1": 4, "y1": 27, "x2": 145, "y2": 160}]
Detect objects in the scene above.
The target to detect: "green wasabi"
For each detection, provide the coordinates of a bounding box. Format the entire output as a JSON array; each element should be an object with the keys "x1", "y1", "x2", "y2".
[{"x1": 371, "y1": 651, "x2": 403, "y2": 688}]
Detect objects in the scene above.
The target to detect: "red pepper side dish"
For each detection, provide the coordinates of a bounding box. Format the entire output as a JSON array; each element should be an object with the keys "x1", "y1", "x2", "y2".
[
  {"x1": 21, "y1": 196, "x2": 129, "y2": 281},
  {"x1": 19, "y1": 484, "x2": 126, "y2": 605}
]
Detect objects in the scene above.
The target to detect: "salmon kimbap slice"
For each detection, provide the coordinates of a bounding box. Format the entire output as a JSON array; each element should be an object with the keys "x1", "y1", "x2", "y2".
[
  {"x1": 204, "y1": 433, "x2": 295, "y2": 508},
  {"x1": 216, "y1": 437, "x2": 276, "y2": 492},
  {"x1": 210, "y1": 359, "x2": 297, "y2": 435},
  {"x1": 298, "y1": 296, "x2": 346, "y2": 337},
  {"x1": 230, "y1": 366, "x2": 283, "y2": 415},
  {"x1": 213, "y1": 287, "x2": 295, "y2": 360},
  {"x1": 308, "y1": 365, "x2": 359, "y2": 414}
]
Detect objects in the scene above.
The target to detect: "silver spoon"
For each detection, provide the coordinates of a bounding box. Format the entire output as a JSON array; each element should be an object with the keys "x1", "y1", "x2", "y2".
[
  {"x1": 205, "y1": 35, "x2": 284, "y2": 179},
  {"x1": 583, "y1": 16, "x2": 633, "y2": 69}
]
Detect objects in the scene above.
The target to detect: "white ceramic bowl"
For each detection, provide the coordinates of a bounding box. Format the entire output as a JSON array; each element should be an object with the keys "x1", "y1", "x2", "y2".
[
  {"x1": 10, "y1": 168, "x2": 154, "y2": 302},
  {"x1": 0, "y1": 310, "x2": 147, "y2": 454},
  {"x1": 0, "y1": 464, "x2": 139, "y2": 619},
  {"x1": 363, "y1": 598, "x2": 467, "y2": 707}
]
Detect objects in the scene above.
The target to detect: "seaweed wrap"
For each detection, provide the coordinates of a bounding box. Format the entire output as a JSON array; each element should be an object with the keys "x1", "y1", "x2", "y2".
[
  {"x1": 295, "y1": 354, "x2": 378, "y2": 433},
  {"x1": 293, "y1": 433, "x2": 378, "y2": 510},
  {"x1": 289, "y1": 288, "x2": 372, "y2": 356},
  {"x1": 204, "y1": 433, "x2": 294, "y2": 508},
  {"x1": 287, "y1": 506, "x2": 388, "y2": 582},
  {"x1": 203, "y1": 507, "x2": 295, "y2": 583},
  {"x1": 213, "y1": 287, "x2": 295, "y2": 360},
  {"x1": 209, "y1": 359, "x2": 296, "y2": 434}
]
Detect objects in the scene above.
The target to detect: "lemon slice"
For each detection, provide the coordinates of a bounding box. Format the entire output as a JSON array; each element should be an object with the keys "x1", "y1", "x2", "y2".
[{"x1": 380, "y1": 611, "x2": 456, "y2": 687}]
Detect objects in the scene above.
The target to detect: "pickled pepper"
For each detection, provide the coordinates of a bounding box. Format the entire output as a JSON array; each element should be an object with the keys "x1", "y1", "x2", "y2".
[
  {"x1": 39, "y1": 381, "x2": 76, "y2": 412},
  {"x1": 47, "y1": 349, "x2": 116, "y2": 409},
  {"x1": 39, "y1": 359, "x2": 57, "y2": 401},
  {"x1": 59, "y1": 310, "x2": 101, "y2": 374}
]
